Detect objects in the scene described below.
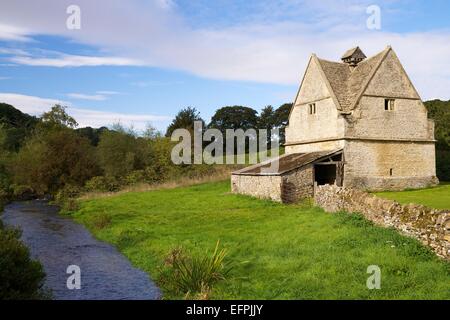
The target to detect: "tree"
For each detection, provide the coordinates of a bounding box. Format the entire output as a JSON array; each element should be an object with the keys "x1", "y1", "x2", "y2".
[
  {"x1": 0, "y1": 103, "x2": 38, "y2": 151},
  {"x1": 258, "y1": 105, "x2": 276, "y2": 148},
  {"x1": 10, "y1": 128, "x2": 99, "y2": 194},
  {"x1": 424, "y1": 99, "x2": 450, "y2": 180},
  {"x1": 76, "y1": 126, "x2": 110, "y2": 146},
  {"x1": 166, "y1": 107, "x2": 204, "y2": 137},
  {"x1": 208, "y1": 106, "x2": 258, "y2": 132},
  {"x1": 97, "y1": 129, "x2": 152, "y2": 178},
  {"x1": 274, "y1": 103, "x2": 292, "y2": 145},
  {"x1": 208, "y1": 106, "x2": 259, "y2": 154},
  {"x1": 40, "y1": 104, "x2": 78, "y2": 129}
]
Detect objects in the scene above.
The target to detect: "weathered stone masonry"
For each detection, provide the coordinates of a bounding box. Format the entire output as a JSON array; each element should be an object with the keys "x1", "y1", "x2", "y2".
[
  {"x1": 314, "y1": 184, "x2": 450, "y2": 259},
  {"x1": 233, "y1": 45, "x2": 438, "y2": 202}
]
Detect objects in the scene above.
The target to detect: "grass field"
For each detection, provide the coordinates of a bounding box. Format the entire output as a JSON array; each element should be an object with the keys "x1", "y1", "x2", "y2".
[
  {"x1": 374, "y1": 183, "x2": 450, "y2": 210},
  {"x1": 71, "y1": 181, "x2": 450, "y2": 299}
]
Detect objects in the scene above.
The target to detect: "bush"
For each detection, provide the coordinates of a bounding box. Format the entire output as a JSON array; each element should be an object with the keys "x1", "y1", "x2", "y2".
[
  {"x1": 84, "y1": 176, "x2": 120, "y2": 192},
  {"x1": 55, "y1": 184, "x2": 81, "y2": 202},
  {"x1": 0, "y1": 221, "x2": 48, "y2": 299},
  {"x1": 124, "y1": 170, "x2": 145, "y2": 185},
  {"x1": 158, "y1": 241, "x2": 232, "y2": 299},
  {"x1": 91, "y1": 213, "x2": 112, "y2": 230},
  {"x1": 12, "y1": 184, "x2": 35, "y2": 200}
]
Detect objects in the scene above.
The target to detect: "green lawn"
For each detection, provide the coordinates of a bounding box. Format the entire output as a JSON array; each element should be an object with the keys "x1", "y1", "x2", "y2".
[
  {"x1": 71, "y1": 180, "x2": 450, "y2": 299},
  {"x1": 374, "y1": 183, "x2": 450, "y2": 210}
]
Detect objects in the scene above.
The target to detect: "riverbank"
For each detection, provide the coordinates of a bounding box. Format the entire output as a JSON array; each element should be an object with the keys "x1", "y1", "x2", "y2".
[
  {"x1": 70, "y1": 180, "x2": 450, "y2": 299},
  {"x1": 2, "y1": 200, "x2": 160, "y2": 300}
]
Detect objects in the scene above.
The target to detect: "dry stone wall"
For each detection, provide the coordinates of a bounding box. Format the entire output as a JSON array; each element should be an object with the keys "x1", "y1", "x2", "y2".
[
  {"x1": 231, "y1": 174, "x2": 282, "y2": 202},
  {"x1": 314, "y1": 184, "x2": 450, "y2": 259}
]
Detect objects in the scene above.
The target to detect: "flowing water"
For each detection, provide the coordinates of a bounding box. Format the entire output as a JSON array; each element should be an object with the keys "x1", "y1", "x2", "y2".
[{"x1": 1, "y1": 200, "x2": 160, "y2": 300}]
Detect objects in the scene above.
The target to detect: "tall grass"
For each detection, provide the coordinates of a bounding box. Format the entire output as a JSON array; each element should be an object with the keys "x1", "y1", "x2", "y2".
[{"x1": 159, "y1": 241, "x2": 233, "y2": 299}]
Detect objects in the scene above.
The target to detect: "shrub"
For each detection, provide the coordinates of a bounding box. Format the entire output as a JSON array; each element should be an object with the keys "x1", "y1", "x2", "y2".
[
  {"x1": 91, "y1": 213, "x2": 112, "y2": 230},
  {"x1": 55, "y1": 184, "x2": 81, "y2": 202},
  {"x1": 124, "y1": 170, "x2": 145, "y2": 185},
  {"x1": 0, "y1": 221, "x2": 48, "y2": 299},
  {"x1": 12, "y1": 184, "x2": 35, "y2": 200},
  {"x1": 84, "y1": 176, "x2": 120, "y2": 192},
  {"x1": 158, "y1": 241, "x2": 232, "y2": 299}
]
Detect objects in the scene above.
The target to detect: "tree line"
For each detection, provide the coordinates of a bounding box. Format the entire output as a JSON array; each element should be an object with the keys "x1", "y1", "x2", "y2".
[
  {"x1": 0, "y1": 102, "x2": 292, "y2": 203},
  {"x1": 0, "y1": 99, "x2": 448, "y2": 205}
]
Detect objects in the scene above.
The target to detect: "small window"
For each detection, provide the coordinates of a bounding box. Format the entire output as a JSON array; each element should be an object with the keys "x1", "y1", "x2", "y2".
[
  {"x1": 384, "y1": 99, "x2": 395, "y2": 111},
  {"x1": 389, "y1": 168, "x2": 393, "y2": 176},
  {"x1": 309, "y1": 103, "x2": 316, "y2": 115}
]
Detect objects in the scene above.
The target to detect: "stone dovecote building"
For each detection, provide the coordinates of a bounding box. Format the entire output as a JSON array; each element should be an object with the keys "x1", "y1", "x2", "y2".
[{"x1": 232, "y1": 46, "x2": 438, "y2": 203}]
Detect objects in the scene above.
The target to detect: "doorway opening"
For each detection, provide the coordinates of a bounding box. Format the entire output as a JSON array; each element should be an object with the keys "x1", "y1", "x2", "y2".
[{"x1": 314, "y1": 164, "x2": 337, "y2": 185}]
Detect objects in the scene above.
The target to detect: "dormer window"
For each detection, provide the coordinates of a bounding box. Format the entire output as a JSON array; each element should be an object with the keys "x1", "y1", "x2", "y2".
[
  {"x1": 385, "y1": 99, "x2": 395, "y2": 111},
  {"x1": 309, "y1": 103, "x2": 316, "y2": 115}
]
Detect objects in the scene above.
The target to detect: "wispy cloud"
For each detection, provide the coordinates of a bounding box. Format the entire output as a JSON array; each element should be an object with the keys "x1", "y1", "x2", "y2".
[
  {"x1": 67, "y1": 93, "x2": 108, "y2": 101},
  {"x1": 67, "y1": 91, "x2": 123, "y2": 101},
  {"x1": 0, "y1": 24, "x2": 32, "y2": 42},
  {"x1": 0, "y1": 77, "x2": 10, "y2": 80},
  {"x1": 131, "y1": 80, "x2": 184, "y2": 87},
  {"x1": 9, "y1": 53, "x2": 142, "y2": 67},
  {"x1": 0, "y1": 93, "x2": 171, "y2": 130}
]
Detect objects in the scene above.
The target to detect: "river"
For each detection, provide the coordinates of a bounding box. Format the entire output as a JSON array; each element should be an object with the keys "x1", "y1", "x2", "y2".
[{"x1": 1, "y1": 200, "x2": 160, "y2": 300}]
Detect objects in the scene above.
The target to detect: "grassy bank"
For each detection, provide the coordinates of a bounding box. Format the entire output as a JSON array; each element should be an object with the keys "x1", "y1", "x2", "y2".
[
  {"x1": 374, "y1": 183, "x2": 450, "y2": 210},
  {"x1": 71, "y1": 180, "x2": 450, "y2": 299}
]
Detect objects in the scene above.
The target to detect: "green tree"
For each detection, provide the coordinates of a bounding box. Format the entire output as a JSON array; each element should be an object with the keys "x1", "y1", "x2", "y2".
[
  {"x1": 166, "y1": 107, "x2": 205, "y2": 137},
  {"x1": 0, "y1": 103, "x2": 38, "y2": 151},
  {"x1": 208, "y1": 106, "x2": 258, "y2": 154},
  {"x1": 10, "y1": 128, "x2": 99, "y2": 194},
  {"x1": 76, "y1": 126, "x2": 110, "y2": 146},
  {"x1": 209, "y1": 106, "x2": 258, "y2": 132},
  {"x1": 97, "y1": 127, "x2": 152, "y2": 179},
  {"x1": 258, "y1": 105, "x2": 276, "y2": 148},
  {"x1": 424, "y1": 99, "x2": 450, "y2": 180},
  {"x1": 40, "y1": 104, "x2": 78, "y2": 129},
  {"x1": 274, "y1": 103, "x2": 292, "y2": 145}
]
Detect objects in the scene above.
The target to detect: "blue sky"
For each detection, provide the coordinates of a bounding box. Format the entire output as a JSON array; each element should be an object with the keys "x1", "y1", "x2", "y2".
[{"x1": 0, "y1": 0, "x2": 449, "y2": 132}]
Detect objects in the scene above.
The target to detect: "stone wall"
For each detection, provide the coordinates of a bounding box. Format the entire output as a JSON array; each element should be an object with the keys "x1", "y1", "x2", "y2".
[
  {"x1": 281, "y1": 166, "x2": 314, "y2": 203},
  {"x1": 343, "y1": 140, "x2": 438, "y2": 191},
  {"x1": 231, "y1": 166, "x2": 314, "y2": 204},
  {"x1": 314, "y1": 184, "x2": 450, "y2": 259},
  {"x1": 231, "y1": 174, "x2": 282, "y2": 202}
]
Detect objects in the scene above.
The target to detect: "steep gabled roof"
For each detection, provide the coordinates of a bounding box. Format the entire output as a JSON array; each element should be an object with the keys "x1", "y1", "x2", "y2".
[{"x1": 310, "y1": 46, "x2": 391, "y2": 111}]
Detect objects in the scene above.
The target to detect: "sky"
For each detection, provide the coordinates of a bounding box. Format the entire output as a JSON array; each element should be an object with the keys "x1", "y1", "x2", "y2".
[{"x1": 0, "y1": 0, "x2": 449, "y2": 132}]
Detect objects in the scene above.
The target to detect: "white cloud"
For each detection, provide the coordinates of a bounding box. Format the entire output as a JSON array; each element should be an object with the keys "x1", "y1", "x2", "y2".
[
  {"x1": 67, "y1": 93, "x2": 108, "y2": 101},
  {"x1": 0, "y1": 93, "x2": 69, "y2": 114},
  {"x1": 0, "y1": 77, "x2": 10, "y2": 80},
  {"x1": 0, "y1": 1, "x2": 449, "y2": 99},
  {"x1": 96, "y1": 90, "x2": 121, "y2": 95},
  {"x1": 0, "y1": 24, "x2": 32, "y2": 42},
  {"x1": 9, "y1": 53, "x2": 142, "y2": 67},
  {"x1": 131, "y1": 80, "x2": 183, "y2": 87},
  {"x1": 0, "y1": 93, "x2": 171, "y2": 130}
]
